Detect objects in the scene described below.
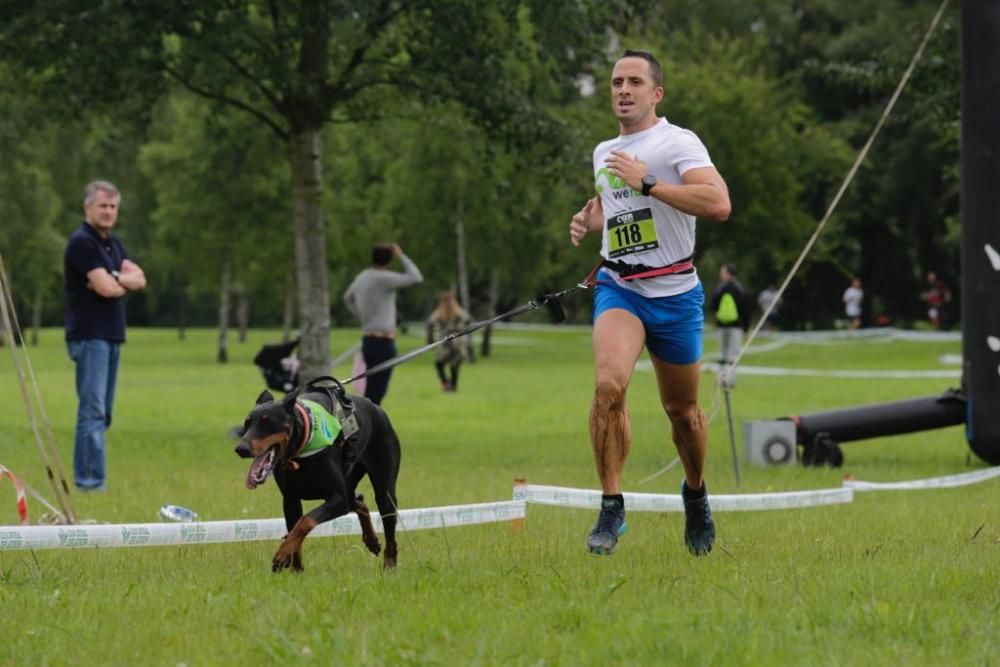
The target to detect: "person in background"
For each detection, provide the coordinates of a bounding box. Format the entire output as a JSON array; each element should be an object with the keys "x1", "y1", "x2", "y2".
[
  {"x1": 920, "y1": 270, "x2": 951, "y2": 330},
  {"x1": 343, "y1": 243, "x2": 423, "y2": 405},
  {"x1": 709, "y1": 263, "x2": 751, "y2": 386},
  {"x1": 843, "y1": 276, "x2": 864, "y2": 330},
  {"x1": 757, "y1": 284, "x2": 781, "y2": 330},
  {"x1": 567, "y1": 49, "x2": 731, "y2": 557},
  {"x1": 427, "y1": 291, "x2": 472, "y2": 392},
  {"x1": 64, "y1": 180, "x2": 146, "y2": 491}
]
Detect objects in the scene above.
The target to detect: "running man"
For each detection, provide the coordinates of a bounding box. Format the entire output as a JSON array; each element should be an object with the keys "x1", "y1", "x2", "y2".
[{"x1": 569, "y1": 49, "x2": 731, "y2": 555}]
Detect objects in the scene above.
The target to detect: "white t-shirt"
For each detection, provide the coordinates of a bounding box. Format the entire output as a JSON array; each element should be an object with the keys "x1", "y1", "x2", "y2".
[
  {"x1": 843, "y1": 286, "x2": 863, "y2": 317},
  {"x1": 594, "y1": 117, "x2": 715, "y2": 298}
]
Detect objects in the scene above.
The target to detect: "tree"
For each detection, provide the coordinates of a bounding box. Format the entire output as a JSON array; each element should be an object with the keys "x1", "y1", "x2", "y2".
[
  {"x1": 138, "y1": 91, "x2": 293, "y2": 357},
  {"x1": 1, "y1": 0, "x2": 643, "y2": 380}
]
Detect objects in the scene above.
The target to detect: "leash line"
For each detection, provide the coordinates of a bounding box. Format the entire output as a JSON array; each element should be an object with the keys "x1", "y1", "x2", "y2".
[{"x1": 339, "y1": 281, "x2": 591, "y2": 387}]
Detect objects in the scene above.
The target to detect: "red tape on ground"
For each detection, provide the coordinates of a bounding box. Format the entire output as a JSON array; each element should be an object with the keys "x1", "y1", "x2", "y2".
[{"x1": 0, "y1": 465, "x2": 29, "y2": 525}]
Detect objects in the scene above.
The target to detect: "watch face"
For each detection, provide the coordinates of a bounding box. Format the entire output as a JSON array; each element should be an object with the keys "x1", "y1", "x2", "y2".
[{"x1": 642, "y1": 175, "x2": 656, "y2": 187}]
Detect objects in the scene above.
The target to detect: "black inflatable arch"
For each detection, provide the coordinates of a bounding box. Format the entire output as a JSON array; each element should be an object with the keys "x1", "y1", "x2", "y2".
[{"x1": 961, "y1": 0, "x2": 1000, "y2": 464}]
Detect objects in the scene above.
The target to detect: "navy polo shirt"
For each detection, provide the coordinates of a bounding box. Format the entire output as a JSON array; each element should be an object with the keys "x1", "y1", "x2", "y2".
[{"x1": 64, "y1": 222, "x2": 130, "y2": 342}]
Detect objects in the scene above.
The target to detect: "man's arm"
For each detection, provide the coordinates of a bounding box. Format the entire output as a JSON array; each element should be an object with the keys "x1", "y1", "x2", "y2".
[
  {"x1": 86, "y1": 268, "x2": 126, "y2": 298},
  {"x1": 604, "y1": 151, "x2": 731, "y2": 221},
  {"x1": 118, "y1": 259, "x2": 146, "y2": 291},
  {"x1": 383, "y1": 245, "x2": 423, "y2": 287},
  {"x1": 569, "y1": 197, "x2": 604, "y2": 246},
  {"x1": 343, "y1": 280, "x2": 359, "y2": 317},
  {"x1": 668, "y1": 166, "x2": 731, "y2": 221},
  {"x1": 708, "y1": 284, "x2": 722, "y2": 311}
]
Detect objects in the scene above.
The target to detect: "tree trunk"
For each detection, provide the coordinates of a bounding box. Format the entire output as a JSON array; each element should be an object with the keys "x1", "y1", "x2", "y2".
[
  {"x1": 236, "y1": 284, "x2": 249, "y2": 343},
  {"x1": 455, "y1": 204, "x2": 476, "y2": 363},
  {"x1": 217, "y1": 257, "x2": 231, "y2": 363},
  {"x1": 288, "y1": 128, "x2": 331, "y2": 383},
  {"x1": 481, "y1": 268, "x2": 500, "y2": 358},
  {"x1": 456, "y1": 200, "x2": 471, "y2": 315},
  {"x1": 30, "y1": 284, "x2": 42, "y2": 346},
  {"x1": 282, "y1": 267, "x2": 295, "y2": 343},
  {"x1": 177, "y1": 289, "x2": 186, "y2": 341}
]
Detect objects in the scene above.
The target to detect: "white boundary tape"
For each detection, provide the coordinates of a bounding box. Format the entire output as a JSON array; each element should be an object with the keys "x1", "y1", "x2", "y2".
[
  {"x1": 843, "y1": 466, "x2": 1000, "y2": 491},
  {"x1": 635, "y1": 360, "x2": 959, "y2": 379},
  {"x1": 513, "y1": 484, "x2": 853, "y2": 512},
  {"x1": 701, "y1": 363, "x2": 960, "y2": 379},
  {"x1": 0, "y1": 500, "x2": 525, "y2": 551}
]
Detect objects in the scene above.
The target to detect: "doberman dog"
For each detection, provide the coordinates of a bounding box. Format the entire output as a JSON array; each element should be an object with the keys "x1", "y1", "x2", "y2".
[{"x1": 234, "y1": 379, "x2": 401, "y2": 572}]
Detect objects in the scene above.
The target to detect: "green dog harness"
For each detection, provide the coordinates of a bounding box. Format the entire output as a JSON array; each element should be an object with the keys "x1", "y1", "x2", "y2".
[{"x1": 296, "y1": 398, "x2": 343, "y2": 457}]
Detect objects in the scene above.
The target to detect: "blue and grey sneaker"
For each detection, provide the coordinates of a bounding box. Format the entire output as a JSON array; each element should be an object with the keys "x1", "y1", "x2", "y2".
[
  {"x1": 681, "y1": 481, "x2": 715, "y2": 556},
  {"x1": 587, "y1": 497, "x2": 627, "y2": 555}
]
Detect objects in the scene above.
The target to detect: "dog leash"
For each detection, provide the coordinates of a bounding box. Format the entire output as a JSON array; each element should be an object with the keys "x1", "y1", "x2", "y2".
[{"x1": 339, "y1": 277, "x2": 596, "y2": 387}]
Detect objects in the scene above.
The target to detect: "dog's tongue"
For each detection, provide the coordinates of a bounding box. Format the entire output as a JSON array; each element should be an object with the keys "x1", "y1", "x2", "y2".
[{"x1": 245, "y1": 447, "x2": 276, "y2": 489}]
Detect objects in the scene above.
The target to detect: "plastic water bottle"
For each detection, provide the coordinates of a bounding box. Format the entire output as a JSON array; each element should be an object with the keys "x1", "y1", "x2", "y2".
[{"x1": 159, "y1": 504, "x2": 198, "y2": 522}]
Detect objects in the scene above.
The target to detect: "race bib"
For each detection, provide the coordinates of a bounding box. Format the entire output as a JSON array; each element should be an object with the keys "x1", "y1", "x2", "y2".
[{"x1": 606, "y1": 208, "x2": 659, "y2": 258}]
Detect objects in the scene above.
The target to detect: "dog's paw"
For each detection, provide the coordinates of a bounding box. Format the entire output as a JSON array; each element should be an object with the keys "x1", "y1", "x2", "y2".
[
  {"x1": 292, "y1": 552, "x2": 304, "y2": 573},
  {"x1": 272, "y1": 544, "x2": 296, "y2": 573},
  {"x1": 362, "y1": 535, "x2": 381, "y2": 556},
  {"x1": 383, "y1": 542, "x2": 398, "y2": 570}
]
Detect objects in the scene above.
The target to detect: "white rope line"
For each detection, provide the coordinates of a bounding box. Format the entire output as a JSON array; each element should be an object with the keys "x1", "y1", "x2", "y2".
[
  {"x1": 722, "y1": 0, "x2": 952, "y2": 387},
  {"x1": 702, "y1": 363, "x2": 958, "y2": 380},
  {"x1": 844, "y1": 466, "x2": 1000, "y2": 491},
  {"x1": 0, "y1": 500, "x2": 526, "y2": 551},
  {"x1": 514, "y1": 483, "x2": 854, "y2": 512}
]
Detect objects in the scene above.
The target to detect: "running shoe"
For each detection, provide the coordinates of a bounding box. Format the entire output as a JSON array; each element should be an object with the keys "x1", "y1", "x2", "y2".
[
  {"x1": 587, "y1": 496, "x2": 627, "y2": 555},
  {"x1": 682, "y1": 480, "x2": 715, "y2": 556}
]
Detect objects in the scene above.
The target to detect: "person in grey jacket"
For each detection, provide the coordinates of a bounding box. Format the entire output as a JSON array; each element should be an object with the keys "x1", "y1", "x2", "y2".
[{"x1": 343, "y1": 243, "x2": 423, "y2": 405}]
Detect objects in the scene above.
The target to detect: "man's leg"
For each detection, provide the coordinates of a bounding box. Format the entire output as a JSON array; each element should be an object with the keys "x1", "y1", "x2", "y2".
[
  {"x1": 362, "y1": 337, "x2": 396, "y2": 405},
  {"x1": 650, "y1": 357, "x2": 716, "y2": 555},
  {"x1": 69, "y1": 339, "x2": 112, "y2": 490},
  {"x1": 105, "y1": 342, "x2": 121, "y2": 428},
  {"x1": 591, "y1": 309, "x2": 646, "y2": 493},
  {"x1": 650, "y1": 359, "x2": 706, "y2": 488},
  {"x1": 720, "y1": 328, "x2": 741, "y2": 386},
  {"x1": 586, "y1": 308, "x2": 646, "y2": 554},
  {"x1": 434, "y1": 360, "x2": 449, "y2": 388}
]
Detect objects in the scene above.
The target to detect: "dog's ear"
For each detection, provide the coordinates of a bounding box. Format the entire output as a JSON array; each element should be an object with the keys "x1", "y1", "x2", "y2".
[
  {"x1": 255, "y1": 390, "x2": 275, "y2": 405},
  {"x1": 281, "y1": 390, "x2": 299, "y2": 413}
]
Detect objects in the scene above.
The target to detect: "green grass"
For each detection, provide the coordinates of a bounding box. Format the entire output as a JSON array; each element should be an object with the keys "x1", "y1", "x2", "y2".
[{"x1": 0, "y1": 327, "x2": 996, "y2": 666}]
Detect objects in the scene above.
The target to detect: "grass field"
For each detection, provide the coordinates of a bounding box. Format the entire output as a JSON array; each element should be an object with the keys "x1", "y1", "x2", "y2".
[{"x1": 0, "y1": 326, "x2": 996, "y2": 666}]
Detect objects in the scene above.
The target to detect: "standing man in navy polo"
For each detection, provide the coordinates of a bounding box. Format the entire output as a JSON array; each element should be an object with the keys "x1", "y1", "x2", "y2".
[{"x1": 64, "y1": 181, "x2": 146, "y2": 491}]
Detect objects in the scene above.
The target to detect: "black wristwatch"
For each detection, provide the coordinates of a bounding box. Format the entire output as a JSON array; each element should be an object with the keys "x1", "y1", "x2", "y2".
[{"x1": 641, "y1": 174, "x2": 657, "y2": 196}]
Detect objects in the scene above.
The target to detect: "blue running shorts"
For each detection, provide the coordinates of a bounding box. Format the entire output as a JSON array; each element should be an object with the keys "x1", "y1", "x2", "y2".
[{"x1": 593, "y1": 272, "x2": 705, "y2": 365}]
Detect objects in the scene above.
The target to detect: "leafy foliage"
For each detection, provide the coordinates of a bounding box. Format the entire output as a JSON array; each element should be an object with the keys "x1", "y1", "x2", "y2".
[{"x1": 0, "y1": 0, "x2": 965, "y2": 333}]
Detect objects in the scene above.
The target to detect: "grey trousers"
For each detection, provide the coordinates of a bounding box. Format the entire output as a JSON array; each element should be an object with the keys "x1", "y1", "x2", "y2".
[{"x1": 718, "y1": 327, "x2": 743, "y2": 366}]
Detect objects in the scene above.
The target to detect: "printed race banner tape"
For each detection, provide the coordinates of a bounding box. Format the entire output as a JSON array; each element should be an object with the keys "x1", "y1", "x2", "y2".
[
  {"x1": 843, "y1": 466, "x2": 1000, "y2": 491},
  {"x1": 0, "y1": 500, "x2": 525, "y2": 551},
  {"x1": 513, "y1": 484, "x2": 853, "y2": 512}
]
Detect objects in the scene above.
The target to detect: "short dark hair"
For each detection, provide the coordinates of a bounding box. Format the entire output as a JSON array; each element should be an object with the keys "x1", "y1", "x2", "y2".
[
  {"x1": 619, "y1": 49, "x2": 663, "y2": 88},
  {"x1": 372, "y1": 244, "x2": 393, "y2": 266},
  {"x1": 722, "y1": 263, "x2": 737, "y2": 276}
]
